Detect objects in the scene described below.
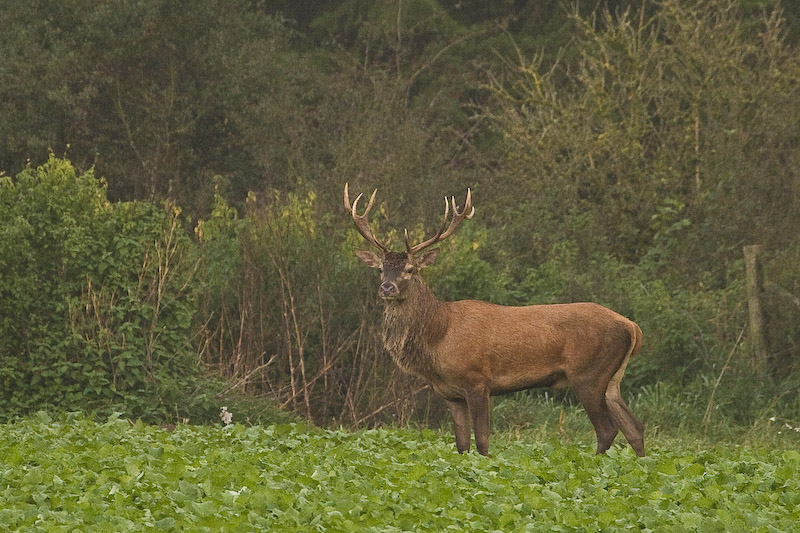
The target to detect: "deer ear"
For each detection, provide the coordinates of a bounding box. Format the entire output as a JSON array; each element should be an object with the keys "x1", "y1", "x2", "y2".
[
  {"x1": 417, "y1": 248, "x2": 440, "y2": 269},
  {"x1": 354, "y1": 249, "x2": 383, "y2": 268}
]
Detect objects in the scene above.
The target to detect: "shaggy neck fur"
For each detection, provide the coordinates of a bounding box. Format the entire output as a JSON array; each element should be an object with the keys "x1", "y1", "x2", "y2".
[{"x1": 381, "y1": 277, "x2": 449, "y2": 377}]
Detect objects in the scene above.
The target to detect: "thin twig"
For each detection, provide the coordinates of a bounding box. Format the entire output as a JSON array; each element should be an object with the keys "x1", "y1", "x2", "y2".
[
  {"x1": 702, "y1": 324, "x2": 747, "y2": 434},
  {"x1": 217, "y1": 355, "x2": 278, "y2": 397},
  {"x1": 355, "y1": 385, "x2": 429, "y2": 426}
]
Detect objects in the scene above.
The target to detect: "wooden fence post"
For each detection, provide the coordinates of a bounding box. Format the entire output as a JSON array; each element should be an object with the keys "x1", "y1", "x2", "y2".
[{"x1": 743, "y1": 245, "x2": 767, "y2": 370}]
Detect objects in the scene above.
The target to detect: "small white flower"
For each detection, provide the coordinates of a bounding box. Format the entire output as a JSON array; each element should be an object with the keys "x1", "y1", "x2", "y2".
[
  {"x1": 219, "y1": 406, "x2": 233, "y2": 425},
  {"x1": 769, "y1": 416, "x2": 776, "y2": 422}
]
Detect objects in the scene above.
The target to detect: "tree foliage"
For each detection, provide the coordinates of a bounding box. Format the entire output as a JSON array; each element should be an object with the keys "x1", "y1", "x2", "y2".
[{"x1": 487, "y1": 0, "x2": 800, "y2": 273}]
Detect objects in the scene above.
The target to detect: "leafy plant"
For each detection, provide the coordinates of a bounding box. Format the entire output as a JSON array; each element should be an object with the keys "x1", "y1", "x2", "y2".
[
  {"x1": 0, "y1": 156, "x2": 208, "y2": 422},
  {"x1": 2, "y1": 413, "x2": 799, "y2": 531}
]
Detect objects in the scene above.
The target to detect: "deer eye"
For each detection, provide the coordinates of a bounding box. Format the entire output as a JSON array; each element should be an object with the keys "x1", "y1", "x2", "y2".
[{"x1": 405, "y1": 266, "x2": 414, "y2": 274}]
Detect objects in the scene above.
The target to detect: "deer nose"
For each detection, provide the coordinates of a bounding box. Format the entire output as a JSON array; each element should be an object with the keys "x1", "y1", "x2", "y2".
[{"x1": 379, "y1": 281, "x2": 399, "y2": 299}]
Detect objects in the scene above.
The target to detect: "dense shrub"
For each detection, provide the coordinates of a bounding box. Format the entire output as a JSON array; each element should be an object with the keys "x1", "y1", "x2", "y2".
[
  {"x1": 0, "y1": 156, "x2": 211, "y2": 422},
  {"x1": 1, "y1": 156, "x2": 797, "y2": 433},
  {"x1": 195, "y1": 189, "x2": 395, "y2": 425}
]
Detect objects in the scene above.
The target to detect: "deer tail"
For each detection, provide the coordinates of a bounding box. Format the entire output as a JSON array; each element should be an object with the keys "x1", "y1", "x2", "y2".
[{"x1": 609, "y1": 320, "x2": 642, "y2": 389}]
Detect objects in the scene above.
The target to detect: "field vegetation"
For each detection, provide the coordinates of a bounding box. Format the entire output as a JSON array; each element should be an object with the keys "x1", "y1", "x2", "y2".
[{"x1": 2, "y1": 412, "x2": 799, "y2": 531}]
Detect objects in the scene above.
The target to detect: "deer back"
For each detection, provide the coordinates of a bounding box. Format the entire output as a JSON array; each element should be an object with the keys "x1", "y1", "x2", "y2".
[{"x1": 429, "y1": 300, "x2": 640, "y2": 396}]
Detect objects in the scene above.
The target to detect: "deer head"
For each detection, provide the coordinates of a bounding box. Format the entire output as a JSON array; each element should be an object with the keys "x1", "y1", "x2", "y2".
[{"x1": 344, "y1": 183, "x2": 474, "y2": 301}]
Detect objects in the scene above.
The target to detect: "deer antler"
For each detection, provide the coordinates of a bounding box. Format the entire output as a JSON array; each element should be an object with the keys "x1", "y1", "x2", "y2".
[
  {"x1": 405, "y1": 188, "x2": 474, "y2": 255},
  {"x1": 344, "y1": 182, "x2": 390, "y2": 253}
]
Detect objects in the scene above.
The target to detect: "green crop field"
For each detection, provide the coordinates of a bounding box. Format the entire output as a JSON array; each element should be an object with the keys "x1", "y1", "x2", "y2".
[{"x1": 1, "y1": 413, "x2": 798, "y2": 531}]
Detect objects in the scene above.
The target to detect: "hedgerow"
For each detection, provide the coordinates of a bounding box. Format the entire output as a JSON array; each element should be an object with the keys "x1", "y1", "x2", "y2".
[{"x1": 0, "y1": 156, "x2": 213, "y2": 422}]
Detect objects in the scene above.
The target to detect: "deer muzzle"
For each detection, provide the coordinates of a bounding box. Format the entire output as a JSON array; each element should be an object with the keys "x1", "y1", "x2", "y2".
[{"x1": 379, "y1": 281, "x2": 400, "y2": 299}]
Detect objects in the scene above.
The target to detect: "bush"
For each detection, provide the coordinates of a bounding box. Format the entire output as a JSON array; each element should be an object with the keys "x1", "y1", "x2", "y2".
[
  {"x1": 196, "y1": 189, "x2": 409, "y2": 426},
  {"x1": 0, "y1": 156, "x2": 209, "y2": 422}
]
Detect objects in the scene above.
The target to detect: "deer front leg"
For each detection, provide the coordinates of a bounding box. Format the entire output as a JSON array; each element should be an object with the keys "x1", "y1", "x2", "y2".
[
  {"x1": 465, "y1": 386, "x2": 491, "y2": 456},
  {"x1": 445, "y1": 399, "x2": 472, "y2": 453}
]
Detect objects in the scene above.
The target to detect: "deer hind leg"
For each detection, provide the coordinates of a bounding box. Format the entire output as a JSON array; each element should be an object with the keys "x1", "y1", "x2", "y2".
[
  {"x1": 445, "y1": 399, "x2": 472, "y2": 453},
  {"x1": 572, "y1": 383, "x2": 619, "y2": 455},
  {"x1": 605, "y1": 354, "x2": 645, "y2": 457},
  {"x1": 465, "y1": 386, "x2": 491, "y2": 456}
]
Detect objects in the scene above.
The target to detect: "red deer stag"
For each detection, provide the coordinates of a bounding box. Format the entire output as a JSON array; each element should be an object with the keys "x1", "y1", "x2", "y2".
[{"x1": 344, "y1": 183, "x2": 645, "y2": 457}]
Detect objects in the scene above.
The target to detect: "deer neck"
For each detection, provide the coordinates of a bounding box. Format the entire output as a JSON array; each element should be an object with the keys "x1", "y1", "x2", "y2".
[{"x1": 381, "y1": 277, "x2": 448, "y2": 377}]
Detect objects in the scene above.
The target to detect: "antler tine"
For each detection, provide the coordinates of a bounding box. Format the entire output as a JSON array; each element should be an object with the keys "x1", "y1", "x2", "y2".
[
  {"x1": 438, "y1": 188, "x2": 474, "y2": 240},
  {"x1": 405, "y1": 196, "x2": 449, "y2": 254},
  {"x1": 344, "y1": 182, "x2": 390, "y2": 253},
  {"x1": 408, "y1": 188, "x2": 474, "y2": 255}
]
